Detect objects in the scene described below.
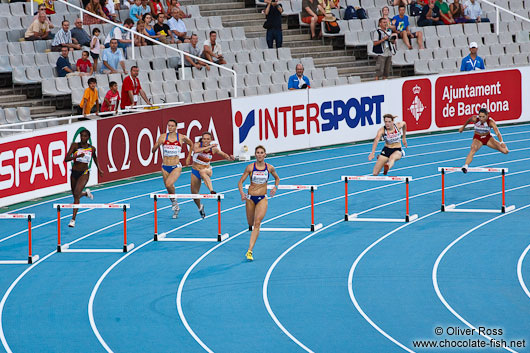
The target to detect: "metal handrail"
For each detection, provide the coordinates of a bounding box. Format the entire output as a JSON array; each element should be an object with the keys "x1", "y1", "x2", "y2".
[
  {"x1": 45, "y1": 0, "x2": 238, "y2": 97},
  {"x1": 481, "y1": 0, "x2": 530, "y2": 34}
]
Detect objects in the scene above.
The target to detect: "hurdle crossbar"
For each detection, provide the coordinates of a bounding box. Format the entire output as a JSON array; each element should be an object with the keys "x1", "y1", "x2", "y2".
[
  {"x1": 245, "y1": 185, "x2": 322, "y2": 232},
  {"x1": 342, "y1": 175, "x2": 418, "y2": 223},
  {"x1": 150, "y1": 194, "x2": 229, "y2": 242},
  {"x1": 0, "y1": 213, "x2": 39, "y2": 264},
  {"x1": 439, "y1": 167, "x2": 515, "y2": 213},
  {"x1": 53, "y1": 203, "x2": 134, "y2": 253}
]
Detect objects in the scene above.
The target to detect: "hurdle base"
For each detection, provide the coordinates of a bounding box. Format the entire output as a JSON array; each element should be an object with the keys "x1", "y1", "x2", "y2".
[
  {"x1": 156, "y1": 232, "x2": 228, "y2": 242},
  {"x1": 251, "y1": 223, "x2": 323, "y2": 232},
  {"x1": 58, "y1": 243, "x2": 135, "y2": 253},
  {"x1": 123, "y1": 243, "x2": 134, "y2": 252},
  {"x1": 28, "y1": 255, "x2": 39, "y2": 264},
  {"x1": 346, "y1": 213, "x2": 418, "y2": 223},
  {"x1": 0, "y1": 256, "x2": 39, "y2": 265},
  {"x1": 443, "y1": 204, "x2": 515, "y2": 214}
]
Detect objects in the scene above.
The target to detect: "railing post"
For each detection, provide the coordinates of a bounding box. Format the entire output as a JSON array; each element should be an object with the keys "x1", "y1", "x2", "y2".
[
  {"x1": 496, "y1": 8, "x2": 499, "y2": 35},
  {"x1": 234, "y1": 72, "x2": 238, "y2": 98},
  {"x1": 131, "y1": 35, "x2": 135, "y2": 60},
  {"x1": 181, "y1": 52, "x2": 185, "y2": 79}
]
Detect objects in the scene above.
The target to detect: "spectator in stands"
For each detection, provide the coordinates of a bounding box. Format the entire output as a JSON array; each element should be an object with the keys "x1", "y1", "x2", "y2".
[
  {"x1": 35, "y1": 0, "x2": 55, "y2": 15},
  {"x1": 150, "y1": 0, "x2": 166, "y2": 17},
  {"x1": 203, "y1": 31, "x2": 226, "y2": 65},
  {"x1": 25, "y1": 11, "x2": 52, "y2": 41},
  {"x1": 104, "y1": 18, "x2": 134, "y2": 58},
  {"x1": 80, "y1": 77, "x2": 100, "y2": 117},
  {"x1": 101, "y1": 81, "x2": 121, "y2": 113},
  {"x1": 90, "y1": 28, "x2": 102, "y2": 72},
  {"x1": 460, "y1": 42, "x2": 485, "y2": 71},
  {"x1": 84, "y1": 0, "x2": 110, "y2": 25},
  {"x1": 435, "y1": 0, "x2": 456, "y2": 24},
  {"x1": 140, "y1": 0, "x2": 151, "y2": 15},
  {"x1": 71, "y1": 18, "x2": 92, "y2": 47},
  {"x1": 56, "y1": 47, "x2": 81, "y2": 77},
  {"x1": 372, "y1": 18, "x2": 396, "y2": 80},
  {"x1": 141, "y1": 13, "x2": 157, "y2": 44},
  {"x1": 154, "y1": 13, "x2": 173, "y2": 44},
  {"x1": 168, "y1": 7, "x2": 190, "y2": 43},
  {"x1": 391, "y1": 0, "x2": 411, "y2": 7},
  {"x1": 120, "y1": 65, "x2": 151, "y2": 109},
  {"x1": 134, "y1": 20, "x2": 148, "y2": 46},
  {"x1": 301, "y1": 0, "x2": 325, "y2": 40},
  {"x1": 103, "y1": 0, "x2": 119, "y2": 22},
  {"x1": 130, "y1": 0, "x2": 143, "y2": 23},
  {"x1": 449, "y1": 0, "x2": 467, "y2": 23},
  {"x1": 464, "y1": 0, "x2": 490, "y2": 22},
  {"x1": 185, "y1": 34, "x2": 209, "y2": 70},
  {"x1": 51, "y1": 20, "x2": 81, "y2": 52},
  {"x1": 381, "y1": 6, "x2": 392, "y2": 25},
  {"x1": 392, "y1": 5, "x2": 425, "y2": 49},
  {"x1": 76, "y1": 50, "x2": 94, "y2": 75},
  {"x1": 418, "y1": 0, "x2": 444, "y2": 26},
  {"x1": 264, "y1": 0, "x2": 283, "y2": 49},
  {"x1": 101, "y1": 38, "x2": 128, "y2": 74},
  {"x1": 32, "y1": 5, "x2": 54, "y2": 30},
  {"x1": 288, "y1": 64, "x2": 311, "y2": 89}
]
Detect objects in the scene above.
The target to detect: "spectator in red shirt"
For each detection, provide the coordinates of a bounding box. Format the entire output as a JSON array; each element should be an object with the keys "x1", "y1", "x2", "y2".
[
  {"x1": 120, "y1": 65, "x2": 151, "y2": 109},
  {"x1": 101, "y1": 81, "x2": 121, "y2": 113},
  {"x1": 76, "y1": 51, "x2": 94, "y2": 76}
]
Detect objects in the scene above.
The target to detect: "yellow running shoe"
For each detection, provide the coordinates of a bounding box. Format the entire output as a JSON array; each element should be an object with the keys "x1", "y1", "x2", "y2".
[{"x1": 245, "y1": 250, "x2": 253, "y2": 261}]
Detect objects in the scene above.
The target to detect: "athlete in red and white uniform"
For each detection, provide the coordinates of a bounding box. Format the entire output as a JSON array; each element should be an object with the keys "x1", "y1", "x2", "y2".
[
  {"x1": 189, "y1": 131, "x2": 235, "y2": 218},
  {"x1": 369, "y1": 114, "x2": 407, "y2": 175},
  {"x1": 458, "y1": 108, "x2": 509, "y2": 173},
  {"x1": 64, "y1": 129, "x2": 103, "y2": 227},
  {"x1": 151, "y1": 119, "x2": 193, "y2": 218}
]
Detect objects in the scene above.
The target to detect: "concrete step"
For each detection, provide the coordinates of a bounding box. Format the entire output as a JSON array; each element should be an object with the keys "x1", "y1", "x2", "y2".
[
  {"x1": 223, "y1": 19, "x2": 270, "y2": 27},
  {"x1": 198, "y1": 2, "x2": 246, "y2": 11},
  {"x1": 313, "y1": 56, "x2": 357, "y2": 65},
  {"x1": 1, "y1": 98, "x2": 43, "y2": 108},
  {"x1": 0, "y1": 94, "x2": 27, "y2": 104},
  {"x1": 221, "y1": 12, "x2": 265, "y2": 21},
  {"x1": 282, "y1": 39, "x2": 336, "y2": 48},
  {"x1": 31, "y1": 109, "x2": 71, "y2": 119},
  {"x1": 246, "y1": 28, "x2": 308, "y2": 38},
  {"x1": 290, "y1": 45, "x2": 334, "y2": 54},
  {"x1": 30, "y1": 105, "x2": 56, "y2": 115},
  {"x1": 234, "y1": 23, "x2": 288, "y2": 32},
  {"x1": 201, "y1": 8, "x2": 256, "y2": 16},
  {"x1": 292, "y1": 50, "x2": 353, "y2": 58},
  {"x1": 181, "y1": 0, "x2": 243, "y2": 5}
]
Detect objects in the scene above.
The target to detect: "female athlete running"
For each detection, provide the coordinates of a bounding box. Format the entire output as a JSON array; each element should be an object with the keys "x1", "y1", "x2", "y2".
[
  {"x1": 64, "y1": 129, "x2": 103, "y2": 227},
  {"x1": 368, "y1": 114, "x2": 407, "y2": 175},
  {"x1": 151, "y1": 119, "x2": 193, "y2": 218},
  {"x1": 190, "y1": 131, "x2": 235, "y2": 218},
  {"x1": 237, "y1": 145, "x2": 280, "y2": 261},
  {"x1": 459, "y1": 108, "x2": 509, "y2": 173}
]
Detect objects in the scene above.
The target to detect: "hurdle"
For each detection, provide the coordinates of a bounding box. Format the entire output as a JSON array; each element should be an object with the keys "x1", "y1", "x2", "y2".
[
  {"x1": 150, "y1": 193, "x2": 229, "y2": 242},
  {"x1": 245, "y1": 185, "x2": 323, "y2": 232},
  {"x1": 439, "y1": 167, "x2": 515, "y2": 213},
  {"x1": 342, "y1": 176, "x2": 418, "y2": 222},
  {"x1": 0, "y1": 213, "x2": 39, "y2": 264},
  {"x1": 53, "y1": 203, "x2": 134, "y2": 253}
]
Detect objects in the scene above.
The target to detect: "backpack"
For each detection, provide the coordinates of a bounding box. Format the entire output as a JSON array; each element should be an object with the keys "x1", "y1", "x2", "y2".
[
  {"x1": 355, "y1": 8, "x2": 368, "y2": 19},
  {"x1": 344, "y1": 5, "x2": 357, "y2": 20},
  {"x1": 325, "y1": 20, "x2": 341, "y2": 33}
]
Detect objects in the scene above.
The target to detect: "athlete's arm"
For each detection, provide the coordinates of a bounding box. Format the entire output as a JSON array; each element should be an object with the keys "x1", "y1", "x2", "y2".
[
  {"x1": 368, "y1": 128, "x2": 384, "y2": 161},
  {"x1": 458, "y1": 116, "x2": 475, "y2": 133},
  {"x1": 490, "y1": 119, "x2": 504, "y2": 143},
  {"x1": 194, "y1": 142, "x2": 217, "y2": 153},
  {"x1": 269, "y1": 165, "x2": 280, "y2": 197},
  {"x1": 238, "y1": 165, "x2": 252, "y2": 201},
  {"x1": 399, "y1": 121, "x2": 408, "y2": 148},
  {"x1": 181, "y1": 135, "x2": 194, "y2": 166},
  {"x1": 64, "y1": 143, "x2": 79, "y2": 162},
  {"x1": 213, "y1": 147, "x2": 235, "y2": 161},
  {"x1": 151, "y1": 135, "x2": 164, "y2": 153},
  {"x1": 92, "y1": 146, "x2": 104, "y2": 175}
]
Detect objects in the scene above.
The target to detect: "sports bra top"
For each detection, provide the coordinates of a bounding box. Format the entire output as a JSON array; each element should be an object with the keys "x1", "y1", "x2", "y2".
[
  {"x1": 162, "y1": 133, "x2": 181, "y2": 157},
  {"x1": 250, "y1": 163, "x2": 269, "y2": 185}
]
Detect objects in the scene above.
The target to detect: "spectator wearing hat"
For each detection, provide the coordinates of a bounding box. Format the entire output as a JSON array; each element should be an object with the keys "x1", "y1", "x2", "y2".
[
  {"x1": 460, "y1": 42, "x2": 485, "y2": 71},
  {"x1": 288, "y1": 64, "x2": 311, "y2": 89}
]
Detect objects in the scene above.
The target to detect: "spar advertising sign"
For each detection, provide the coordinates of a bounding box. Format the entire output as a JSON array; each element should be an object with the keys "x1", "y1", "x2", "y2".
[
  {"x1": 0, "y1": 121, "x2": 98, "y2": 207},
  {"x1": 97, "y1": 100, "x2": 233, "y2": 183}
]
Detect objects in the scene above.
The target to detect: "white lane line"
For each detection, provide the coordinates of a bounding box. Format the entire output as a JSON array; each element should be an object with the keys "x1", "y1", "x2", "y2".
[
  {"x1": 517, "y1": 244, "x2": 530, "y2": 301},
  {"x1": 433, "y1": 203, "x2": 530, "y2": 353}
]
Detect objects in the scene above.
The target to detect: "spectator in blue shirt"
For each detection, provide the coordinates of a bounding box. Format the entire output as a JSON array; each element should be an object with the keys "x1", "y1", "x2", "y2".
[
  {"x1": 460, "y1": 42, "x2": 485, "y2": 71},
  {"x1": 56, "y1": 46, "x2": 75, "y2": 77},
  {"x1": 288, "y1": 64, "x2": 311, "y2": 90},
  {"x1": 392, "y1": 5, "x2": 424, "y2": 49},
  {"x1": 129, "y1": 0, "x2": 143, "y2": 23}
]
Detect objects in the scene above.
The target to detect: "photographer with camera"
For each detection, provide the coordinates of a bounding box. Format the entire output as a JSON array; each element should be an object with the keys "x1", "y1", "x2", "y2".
[
  {"x1": 263, "y1": 0, "x2": 283, "y2": 48},
  {"x1": 372, "y1": 17, "x2": 397, "y2": 80}
]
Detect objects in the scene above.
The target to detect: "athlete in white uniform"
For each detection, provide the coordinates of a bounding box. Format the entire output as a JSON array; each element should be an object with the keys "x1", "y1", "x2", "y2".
[
  {"x1": 151, "y1": 119, "x2": 193, "y2": 218},
  {"x1": 64, "y1": 129, "x2": 103, "y2": 227},
  {"x1": 237, "y1": 145, "x2": 280, "y2": 261},
  {"x1": 458, "y1": 108, "x2": 509, "y2": 173},
  {"x1": 369, "y1": 114, "x2": 408, "y2": 175},
  {"x1": 189, "y1": 132, "x2": 235, "y2": 218}
]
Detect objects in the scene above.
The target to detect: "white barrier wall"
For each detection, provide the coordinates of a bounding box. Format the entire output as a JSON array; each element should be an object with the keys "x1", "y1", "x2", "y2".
[{"x1": 231, "y1": 67, "x2": 529, "y2": 154}]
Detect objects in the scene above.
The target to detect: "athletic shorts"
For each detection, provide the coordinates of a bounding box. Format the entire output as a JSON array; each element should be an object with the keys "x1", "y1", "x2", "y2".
[
  {"x1": 191, "y1": 168, "x2": 201, "y2": 180},
  {"x1": 71, "y1": 169, "x2": 89, "y2": 179},
  {"x1": 162, "y1": 164, "x2": 182, "y2": 174},
  {"x1": 247, "y1": 195, "x2": 266, "y2": 205},
  {"x1": 473, "y1": 133, "x2": 491, "y2": 145},
  {"x1": 380, "y1": 146, "x2": 402, "y2": 158}
]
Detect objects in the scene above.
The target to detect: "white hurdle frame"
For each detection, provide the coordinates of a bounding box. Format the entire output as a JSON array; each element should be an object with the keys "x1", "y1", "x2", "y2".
[
  {"x1": 245, "y1": 185, "x2": 323, "y2": 232},
  {"x1": 439, "y1": 167, "x2": 515, "y2": 213},
  {"x1": 0, "y1": 213, "x2": 39, "y2": 264},
  {"x1": 53, "y1": 204, "x2": 134, "y2": 253},
  {"x1": 150, "y1": 194, "x2": 229, "y2": 242},
  {"x1": 342, "y1": 176, "x2": 418, "y2": 222}
]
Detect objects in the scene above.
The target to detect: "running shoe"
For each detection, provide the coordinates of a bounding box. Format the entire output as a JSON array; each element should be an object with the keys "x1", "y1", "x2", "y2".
[
  {"x1": 171, "y1": 200, "x2": 180, "y2": 219},
  {"x1": 210, "y1": 190, "x2": 216, "y2": 194},
  {"x1": 86, "y1": 188, "x2": 94, "y2": 200},
  {"x1": 383, "y1": 163, "x2": 389, "y2": 175},
  {"x1": 68, "y1": 219, "x2": 75, "y2": 228},
  {"x1": 199, "y1": 204, "x2": 206, "y2": 219},
  {"x1": 245, "y1": 250, "x2": 253, "y2": 261}
]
